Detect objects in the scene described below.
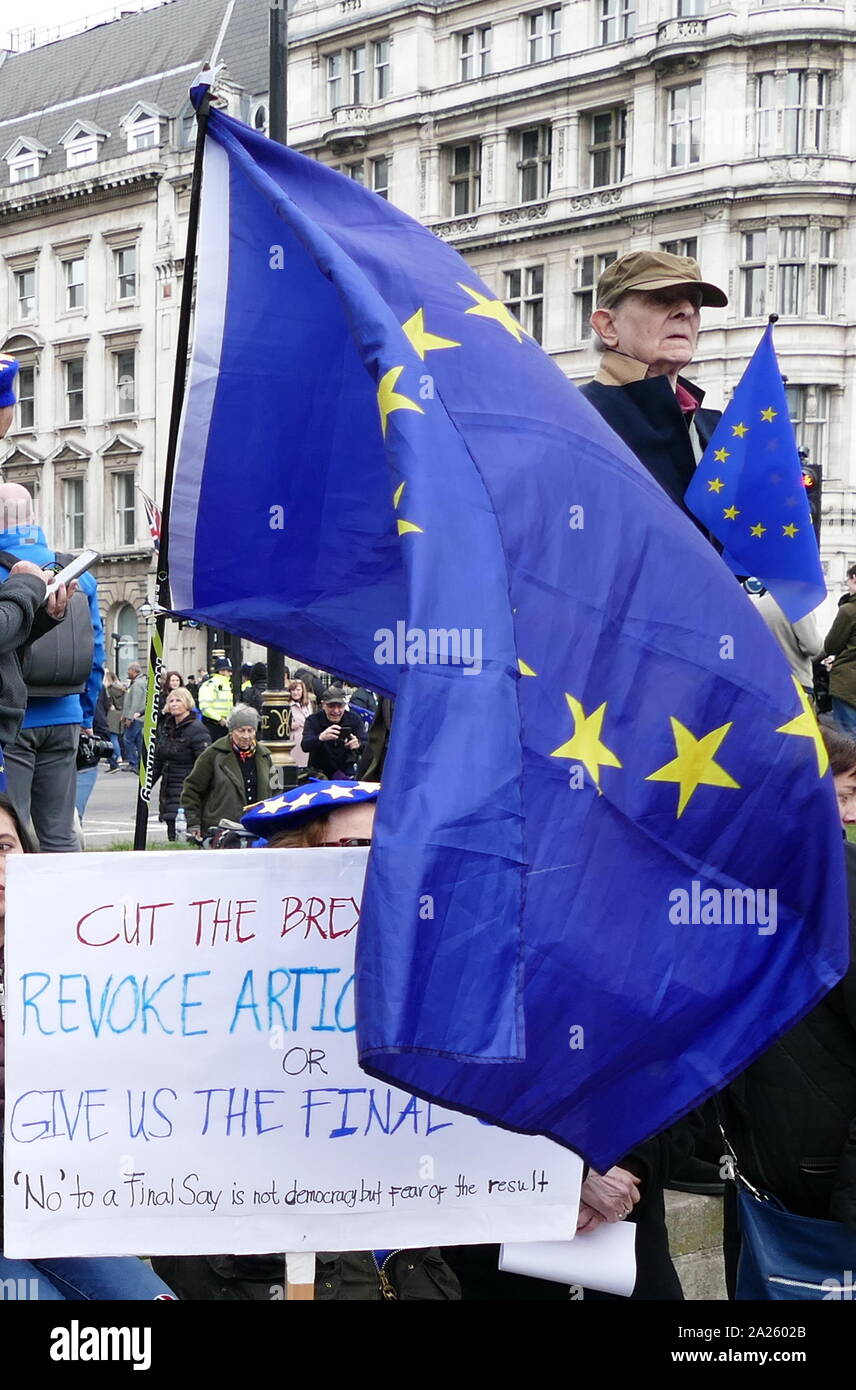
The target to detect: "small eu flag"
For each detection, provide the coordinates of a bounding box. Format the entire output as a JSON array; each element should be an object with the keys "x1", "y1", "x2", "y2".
[
  {"x1": 685, "y1": 322, "x2": 825, "y2": 621},
  {"x1": 168, "y1": 98, "x2": 847, "y2": 1169}
]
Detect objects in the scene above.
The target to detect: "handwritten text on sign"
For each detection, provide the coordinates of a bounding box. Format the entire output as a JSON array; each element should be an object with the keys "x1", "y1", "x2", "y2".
[{"x1": 4, "y1": 850, "x2": 581, "y2": 1256}]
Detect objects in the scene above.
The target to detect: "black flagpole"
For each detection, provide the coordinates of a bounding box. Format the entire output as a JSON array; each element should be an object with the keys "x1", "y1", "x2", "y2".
[{"x1": 133, "y1": 77, "x2": 213, "y2": 851}]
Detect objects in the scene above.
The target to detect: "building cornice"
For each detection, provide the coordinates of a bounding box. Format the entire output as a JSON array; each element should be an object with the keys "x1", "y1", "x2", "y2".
[{"x1": 0, "y1": 170, "x2": 160, "y2": 224}]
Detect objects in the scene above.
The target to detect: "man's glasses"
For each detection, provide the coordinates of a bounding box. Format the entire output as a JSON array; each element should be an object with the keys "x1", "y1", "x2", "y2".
[{"x1": 323, "y1": 838, "x2": 372, "y2": 847}]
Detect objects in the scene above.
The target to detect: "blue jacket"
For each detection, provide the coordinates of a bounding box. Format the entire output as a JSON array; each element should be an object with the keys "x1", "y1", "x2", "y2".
[{"x1": 0, "y1": 525, "x2": 105, "y2": 727}]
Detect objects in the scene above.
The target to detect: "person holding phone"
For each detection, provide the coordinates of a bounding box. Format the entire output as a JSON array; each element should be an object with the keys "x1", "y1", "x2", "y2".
[
  {"x1": 0, "y1": 483, "x2": 105, "y2": 852},
  {"x1": 301, "y1": 689, "x2": 366, "y2": 779}
]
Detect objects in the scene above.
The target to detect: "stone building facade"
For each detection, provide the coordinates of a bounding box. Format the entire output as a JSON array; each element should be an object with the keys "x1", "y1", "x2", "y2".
[
  {"x1": 0, "y1": 0, "x2": 269, "y2": 676},
  {"x1": 287, "y1": 0, "x2": 856, "y2": 594}
]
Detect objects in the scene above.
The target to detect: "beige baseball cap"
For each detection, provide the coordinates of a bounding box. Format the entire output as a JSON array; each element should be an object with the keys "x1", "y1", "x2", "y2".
[{"x1": 596, "y1": 251, "x2": 728, "y2": 309}]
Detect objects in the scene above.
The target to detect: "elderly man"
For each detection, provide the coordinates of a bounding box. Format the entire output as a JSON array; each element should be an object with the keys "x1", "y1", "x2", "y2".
[{"x1": 580, "y1": 251, "x2": 727, "y2": 520}]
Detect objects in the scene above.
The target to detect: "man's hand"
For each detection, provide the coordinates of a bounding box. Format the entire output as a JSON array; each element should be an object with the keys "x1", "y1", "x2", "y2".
[
  {"x1": 319, "y1": 724, "x2": 340, "y2": 743},
  {"x1": 45, "y1": 577, "x2": 78, "y2": 620},
  {"x1": 345, "y1": 735, "x2": 360, "y2": 751},
  {"x1": 580, "y1": 1165, "x2": 641, "y2": 1223},
  {"x1": 10, "y1": 560, "x2": 47, "y2": 581}
]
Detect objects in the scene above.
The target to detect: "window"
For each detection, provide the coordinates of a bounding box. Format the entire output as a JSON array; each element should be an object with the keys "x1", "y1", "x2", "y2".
[
  {"x1": 181, "y1": 111, "x2": 197, "y2": 147},
  {"x1": 668, "y1": 84, "x2": 701, "y2": 168},
  {"x1": 115, "y1": 247, "x2": 137, "y2": 301},
  {"x1": 755, "y1": 74, "x2": 775, "y2": 157},
  {"x1": 373, "y1": 39, "x2": 390, "y2": 99},
  {"x1": 460, "y1": 25, "x2": 492, "y2": 80},
  {"x1": 677, "y1": 0, "x2": 704, "y2": 14},
  {"x1": 114, "y1": 348, "x2": 137, "y2": 415},
  {"x1": 371, "y1": 155, "x2": 390, "y2": 199},
  {"x1": 15, "y1": 268, "x2": 36, "y2": 319},
  {"x1": 661, "y1": 236, "x2": 698, "y2": 260},
  {"x1": 252, "y1": 104, "x2": 269, "y2": 135},
  {"x1": 9, "y1": 155, "x2": 39, "y2": 183},
  {"x1": 504, "y1": 266, "x2": 544, "y2": 344},
  {"x1": 63, "y1": 477, "x2": 85, "y2": 551},
  {"x1": 127, "y1": 114, "x2": 159, "y2": 152},
  {"x1": 65, "y1": 358, "x2": 84, "y2": 422},
  {"x1": 527, "y1": 7, "x2": 561, "y2": 64},
  {"x1": 327, "y1": 53, "x2": 343, "y2": 110},
  {"x1": 345, "y1": 160, "x2": 365, "y2": 182},
  {"x1": 576, "y1": 251, "x2": 618, "y2": 340},
  {"x1": 817, "y1": 228, "x2": 836, "y2": 317},
  {"x1": 786, "y1": 385, "x2": 829, "y2": 471},
  {"x1": 114, "y1": 602, "x2": 139, "y2": 680},
  {"x1": 349, "y1": 46, "x2": 366, "y2": 104},
  {"x1": 518, "y1": 125, "x2": 552, "y2": 202},
  {"x1": 64, "y1": 257, "x2": 85, "y2": 311},
  {"x1": 17, "y1": 366, "x2": 34, "y2": 430},
  {"x1": 600, "y1": 0, "x2": 635, "y2": 45},
  {"x1": 449, "y1": 142, "x2": 480, "y2": 215},
  {"x1": 589, "y1": 108, "x2": 626, "y2": 186},
  {"x1": 755, "y1": 71, "x2": 829, "y2": 156},
  {"x1": 740, "y1": 231, "x2": 767, "y2": 317},
  {"x1": 778, "y1": 226, "x2": 806, "y2": 316},
  {"x1": 115, "y1": 473, "x2": 136, "y2": 547},
  {"x1": 66, "y1": 136, "x2": 98, "y2": 168}
]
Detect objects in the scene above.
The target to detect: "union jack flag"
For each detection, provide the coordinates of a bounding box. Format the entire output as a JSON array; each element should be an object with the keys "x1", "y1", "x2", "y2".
[{"x1": 139, "y1": 488, "x2": 161, "y2": 551}]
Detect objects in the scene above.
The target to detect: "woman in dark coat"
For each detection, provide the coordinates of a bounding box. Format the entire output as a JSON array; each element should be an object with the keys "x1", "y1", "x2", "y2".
[
  {"x1": 720, "y1": 722, "x2": 856, "y2": 1294},
  {"x1": 151, "y1": 687, "x2": 210, "y2": 840}
]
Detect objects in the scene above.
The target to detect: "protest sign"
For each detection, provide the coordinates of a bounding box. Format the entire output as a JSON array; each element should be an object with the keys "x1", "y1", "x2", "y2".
[{"x1": 3, "y1": 849, "x2": 581, "y2": 1257}]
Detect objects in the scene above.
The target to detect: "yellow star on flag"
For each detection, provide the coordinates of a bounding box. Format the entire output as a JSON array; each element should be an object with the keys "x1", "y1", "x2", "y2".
[
  {"x1": 782, "y1": 523, "x2": 798, "y2": 538},
  {"x1": 458, "y1": 283, "x2": 525, "y2": 342},
  {"x1": 646, "y1": 717, "x2": 741, "y2": 819},
  {"x1": 377, "y1": 366, "x2": 424, "y2": 437},
  {"x1": 707, "y1": 477, "x2": 725, "y2": 494},
  {"x1": 401, "y1": 308, "x2": 461, "y2": 361},
  {"x1": 518, "y1": 659, "x2": 537, "y2": 677},
  {"x1": 713, "y1": 448, "x2": 730, "y2": 463},
  {"x1": 392, "y1": 479, "x2": 424, "y2": 536},
  {"x1": 732, "y1": 422, "x2": 749, "y2": 438},
  {"x1": 760, "y1": 407, "x2": 777, "y2": 422},
  {"x1": 723, "y1": 505, "x2": 740, "y2": 520},
  {"x1": 750, "y1": 522, "x2": 766, "y2": 538},
  {"x1": 776, "y1": 677, "x2": 828, "y2": 776},
  {"x1": 550, "y1": 694, "x2": 622, "y2": 793}
]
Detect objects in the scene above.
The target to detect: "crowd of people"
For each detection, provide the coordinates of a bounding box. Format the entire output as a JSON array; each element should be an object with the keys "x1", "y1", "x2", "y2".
[{"x1": 1, "y1": 241, "x2": 856, "y2": 1302}]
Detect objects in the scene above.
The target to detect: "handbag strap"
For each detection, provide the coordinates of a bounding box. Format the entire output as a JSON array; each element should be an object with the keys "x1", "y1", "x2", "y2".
[{"x1": 714, "y1": 1097, "x2": 768, "y2": 1202}]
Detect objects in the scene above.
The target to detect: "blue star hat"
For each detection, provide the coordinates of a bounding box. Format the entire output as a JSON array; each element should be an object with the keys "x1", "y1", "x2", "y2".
[{"x1": 241, "y1": 779, "x2": 380, "y2": 836}]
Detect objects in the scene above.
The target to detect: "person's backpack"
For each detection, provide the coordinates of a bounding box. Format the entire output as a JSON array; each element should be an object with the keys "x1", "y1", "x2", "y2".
[{"x1": 0, "y1": 549, "x2": 94, "y2": 697}]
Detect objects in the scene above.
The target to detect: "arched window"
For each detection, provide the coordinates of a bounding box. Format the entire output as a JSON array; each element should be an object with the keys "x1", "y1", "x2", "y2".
[
  {"x1": 253, "y1": 104, "x2": 269, "y2": 136},
  {"x1": 112, "y1": 603, "x2": 139, "y2": 680}
]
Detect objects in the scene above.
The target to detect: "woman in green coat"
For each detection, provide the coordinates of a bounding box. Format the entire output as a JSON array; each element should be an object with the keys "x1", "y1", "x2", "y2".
[{"x1": 181, "y1": 703, "x2": 272, "y2": 839}]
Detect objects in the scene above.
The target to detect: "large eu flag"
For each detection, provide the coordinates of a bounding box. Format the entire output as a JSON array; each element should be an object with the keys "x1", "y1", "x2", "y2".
[
  {"x1": 685, "y1": 322, "x2": 825, "y2": 622},
  {"x1": 169, "y1": 99, "x2": 847, "y2": 1169}
]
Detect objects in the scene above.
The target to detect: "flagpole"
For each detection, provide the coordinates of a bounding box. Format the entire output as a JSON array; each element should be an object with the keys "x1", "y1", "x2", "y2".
[
  {"x1": 265, "y1": 1, "x2": 289, "y2": 694},
  {"x1": 133, "y1": 77, "x2": 214, "y2": 851}
]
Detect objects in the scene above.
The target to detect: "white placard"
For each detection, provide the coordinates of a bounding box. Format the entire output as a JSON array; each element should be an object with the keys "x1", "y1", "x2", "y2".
[
  {"x1": 3, "y1": 849, "x2": 581, "y2": 1257},
  {"x1": 500, "y1": 1222, "x2": 637, "y2": 1297}
]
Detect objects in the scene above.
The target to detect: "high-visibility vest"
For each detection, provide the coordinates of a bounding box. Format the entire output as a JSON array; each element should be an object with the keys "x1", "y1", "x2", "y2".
[{"x1": 198, "y1": 674, "x2": 233, "y2": 723}]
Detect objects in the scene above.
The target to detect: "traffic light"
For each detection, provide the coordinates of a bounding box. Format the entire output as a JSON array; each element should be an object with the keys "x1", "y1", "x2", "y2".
[{"x1": 799, "y1": 450, "x2": 822, "y2": 543}]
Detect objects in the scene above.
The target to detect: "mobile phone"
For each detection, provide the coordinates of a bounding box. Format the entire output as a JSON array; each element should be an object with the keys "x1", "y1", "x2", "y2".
[{"x1": 44, "y1": 548, "x2": 100, "y2": 597}]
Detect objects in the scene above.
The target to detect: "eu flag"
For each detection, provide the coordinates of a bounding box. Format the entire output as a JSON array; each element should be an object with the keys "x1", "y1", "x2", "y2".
[
  {"x1": 169, "y1": 100, "x2": 847, "y2": 1169},
  {"x1": 685, "y1": 322, "x2": 825, "y2": 622}
]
